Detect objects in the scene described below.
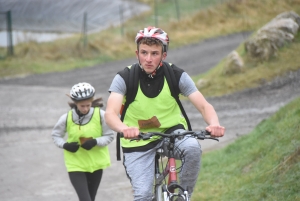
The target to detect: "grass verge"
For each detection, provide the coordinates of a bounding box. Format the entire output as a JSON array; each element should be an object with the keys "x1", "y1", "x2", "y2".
[
  {"x1": 193, "y1": 97, "x2": 300, "y2": 200},
  {"x1": 193, "y1": 31, "x2": 300, "y2": 97}
]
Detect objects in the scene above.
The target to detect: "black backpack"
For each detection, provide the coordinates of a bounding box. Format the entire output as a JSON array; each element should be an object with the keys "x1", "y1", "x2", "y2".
[{"x1": 116, "y1": 62, "x2": 192, "y2": 160}]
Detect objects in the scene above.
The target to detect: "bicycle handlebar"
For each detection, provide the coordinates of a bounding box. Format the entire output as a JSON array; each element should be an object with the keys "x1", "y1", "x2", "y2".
[{"x1": 119, "y1": 130, "x2": 219, "y2": 142}]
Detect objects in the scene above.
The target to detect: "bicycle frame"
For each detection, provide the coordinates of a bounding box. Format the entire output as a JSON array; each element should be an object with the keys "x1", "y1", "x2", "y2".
[
  {"x1": 153, "y1": 143, "x2": 189, "y2": 201},
  {"x1": 120, "y1": 130, "x2": 218, "y2": 201}
]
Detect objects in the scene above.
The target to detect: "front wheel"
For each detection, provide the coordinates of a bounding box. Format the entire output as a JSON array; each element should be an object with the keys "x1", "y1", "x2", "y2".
[
  {"x1": 153, "y1": 184, "x2": 164, "y2": 201},
  {"x1": 154, "y1": 185, "x2": 189, "y2": 201}
]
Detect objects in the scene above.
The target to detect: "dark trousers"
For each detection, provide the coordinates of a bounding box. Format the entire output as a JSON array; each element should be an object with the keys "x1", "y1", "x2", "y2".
[{"x1": 68, "y1": 169, "x2": 103, "y2": 201}]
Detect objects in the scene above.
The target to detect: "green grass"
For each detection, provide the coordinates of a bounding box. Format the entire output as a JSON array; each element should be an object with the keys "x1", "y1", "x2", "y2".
[
  {"x1": 193, "y1": 32, "x2": 300, "y2": 97},
  {"x1": 1, "y1": 0, "x2": 300, "y2": 98},
  {"x1": 192, "y1": 97, "x2": 300, "y2": 201}
]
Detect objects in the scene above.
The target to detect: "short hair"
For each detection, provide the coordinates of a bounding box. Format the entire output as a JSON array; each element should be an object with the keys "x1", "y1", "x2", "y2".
[{"x1": 137, "y1": 37, "x2": 164, "y2": 52}]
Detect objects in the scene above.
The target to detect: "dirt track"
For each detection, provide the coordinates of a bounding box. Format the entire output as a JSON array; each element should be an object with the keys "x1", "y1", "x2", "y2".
[{"x1": 0, "y1": 32, "x2": 300, "y2": 201}]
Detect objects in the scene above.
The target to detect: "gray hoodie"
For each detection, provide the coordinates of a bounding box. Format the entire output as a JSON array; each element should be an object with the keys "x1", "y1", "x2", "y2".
[{"x1": 51, "y1": 107, "x2": 114, "y2": 148}]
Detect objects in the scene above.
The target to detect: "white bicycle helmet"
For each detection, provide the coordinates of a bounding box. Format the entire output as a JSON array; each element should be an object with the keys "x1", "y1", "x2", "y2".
[
  {"x1": 135, "y1": 26, "x2": 169, "y2": 52},
  {"x1": 70, "y1": 82, "x2": 95, "y2": 101}
]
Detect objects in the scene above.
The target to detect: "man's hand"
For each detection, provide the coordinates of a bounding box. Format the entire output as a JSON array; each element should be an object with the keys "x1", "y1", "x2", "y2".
[
  {"x1": 206, "y1": 125, "x2": 225, "y2": 138},
  {"x1": 122, "y1": 127, "x2": 140, "y2": 139}
]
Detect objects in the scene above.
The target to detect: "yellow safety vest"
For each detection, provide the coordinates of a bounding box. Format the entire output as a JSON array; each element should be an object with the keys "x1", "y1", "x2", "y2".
[
  {"x1": 64, "y1": 107, "x2": 110, "y2": 172},
  {"x1": 121, "y1": 78, "x2": 188, "y2": 148}
]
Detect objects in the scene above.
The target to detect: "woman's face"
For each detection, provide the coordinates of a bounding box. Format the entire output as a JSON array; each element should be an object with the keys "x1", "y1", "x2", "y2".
[
  {"x1": 76, "y1": 99, "x2": 92, "y2": 115},
  {"x1": 136, "y1": 43, "x2": 166, "y2": 74}
]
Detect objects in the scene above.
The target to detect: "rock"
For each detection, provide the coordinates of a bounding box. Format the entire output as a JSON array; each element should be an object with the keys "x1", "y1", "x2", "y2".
[
  {"x1": 244, "y1": 11, "x2": 300, "y2": 61},
  {"x1": 223, "y1": 51, "x2": 244, "y2": 75},
  {"x1": 262, "y1": 18, "x2": 299, "y2": 35},
  {"x1": 272, "y1": 10, "x2": 300, "y2": 27}
]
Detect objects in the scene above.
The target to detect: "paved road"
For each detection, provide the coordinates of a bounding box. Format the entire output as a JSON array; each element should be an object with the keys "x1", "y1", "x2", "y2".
[{"x1": 1, "y1": 32, "x2": 300, "y2": 201}]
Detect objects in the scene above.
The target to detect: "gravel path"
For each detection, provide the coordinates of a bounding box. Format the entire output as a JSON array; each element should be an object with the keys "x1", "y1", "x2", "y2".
[{"x1": 0, "y1": 32, "x2": 299, "y2": 201}]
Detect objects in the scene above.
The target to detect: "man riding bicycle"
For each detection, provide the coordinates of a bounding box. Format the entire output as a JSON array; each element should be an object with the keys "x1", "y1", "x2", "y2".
[{"x1": 105, "y1": 26, "x2": 225, "y2": 201}]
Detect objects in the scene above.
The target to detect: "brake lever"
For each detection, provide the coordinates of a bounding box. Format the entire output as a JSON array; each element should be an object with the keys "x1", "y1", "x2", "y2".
[
  {"x1": 140, "y1": 133, "x2": 151, "y2": 140},
  {"x1": 129, "y1": 133, "x2": 151, "y2": 141},
  {"x1": 194, "y1": 131, "x2": 206, "y2": 140},
  {"x1": 208, "y1": 137, "x2": 219, "y2": 141},
  {"x1": 195, "y1": 131, "x2": 219, "y2": 141},
  {"x1": 129, "y1": 138, "x2": 140, "y2": 142}
]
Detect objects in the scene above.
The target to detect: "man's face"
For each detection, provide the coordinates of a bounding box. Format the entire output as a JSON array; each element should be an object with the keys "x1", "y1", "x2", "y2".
[{"x1": 136, "y1": 43, "x2": 167, "y2": 74}]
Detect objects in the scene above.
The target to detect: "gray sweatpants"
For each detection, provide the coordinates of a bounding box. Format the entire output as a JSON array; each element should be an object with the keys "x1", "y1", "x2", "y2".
[{"x1": 123, "y1": 133, "x2": 202, "y2": 201}]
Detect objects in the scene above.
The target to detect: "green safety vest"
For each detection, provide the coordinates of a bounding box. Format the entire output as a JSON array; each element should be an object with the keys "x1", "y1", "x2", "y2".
[
  {"x1": 116, "y1": 62, "x2": 192, "y2": 160},
  {"x1": 121, "y1": 78, "x2": 188, "y2": 148},
  {"x1": 64, "y1": 107, "x2": 110, "y2": 172}
]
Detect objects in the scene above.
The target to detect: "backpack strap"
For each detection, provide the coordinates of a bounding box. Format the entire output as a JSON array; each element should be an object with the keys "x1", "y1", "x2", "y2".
[
  {"x1": 117, "y1": 64, "x2": 139, "y2": 161},
  {"x1": 116, "y1": 132, "x2": 122, "y2": 161},
  {"x1": 163, "y1": 62, "x2": 192, "y2": 131},
  {"x1": 120, "y1": 63, "x2": 139, "y2": 121}
]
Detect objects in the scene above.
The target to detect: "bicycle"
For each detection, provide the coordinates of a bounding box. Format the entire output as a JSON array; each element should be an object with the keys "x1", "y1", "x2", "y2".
[{"x1": 121, "y1": 130, "x2": 218, "y2": 201}]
